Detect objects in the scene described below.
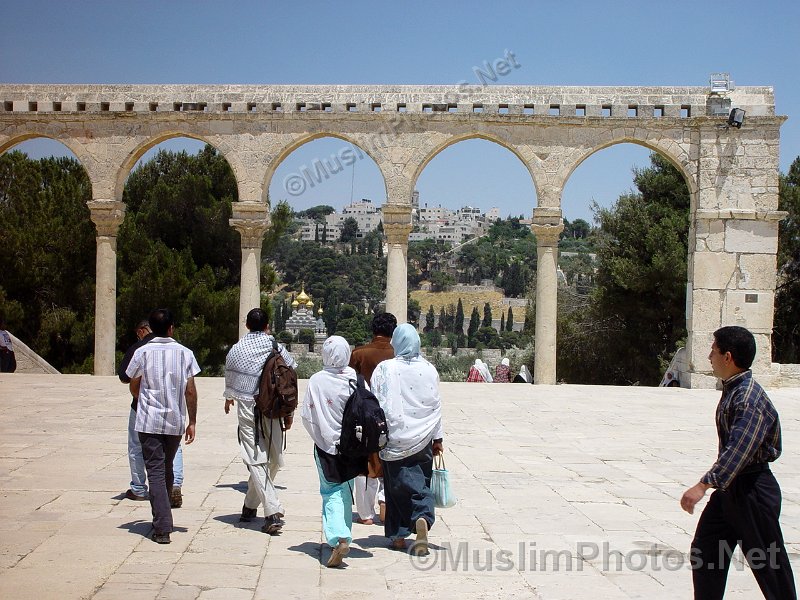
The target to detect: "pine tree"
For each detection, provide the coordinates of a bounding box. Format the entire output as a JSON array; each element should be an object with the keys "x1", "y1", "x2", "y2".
[
  {"x1": 482, "y1": 302, "x2": 493, "y2": 328},
  {"x1": 424, "y1": 305, "x2": 435, "y2": 333},
  {"x1": 506, "y1": 307, "x2": 514, "y2": 331},
  {"x1": 468, "y1": 307, "x2": 481, "y2": 341},
  {"x1": 438, "y1": 307, "x2": 446, "y2": 333},
  {"x1": 455, "y1": 298, "x2": 465, "y2": 335},
  {"x1": 500, "y1": 313, "x2": 506, "y2": 332}
]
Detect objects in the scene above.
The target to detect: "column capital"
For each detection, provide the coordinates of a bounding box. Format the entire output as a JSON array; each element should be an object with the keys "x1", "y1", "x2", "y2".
[
  {"x1": 384, "y1": 222, "x2": 413, "y2": 245},
  {"x1": 88, "y1": 200, "x2": 125, "y2": 237},
  {"x1": 382, "y1": 203, "x2": 413, "y2": 245},
  {"x1": 382, "y1": 202, "x2": 413, "y2": 225},
  {"x1": 530, "y1": 222, "x2": 564, "y2": 246},
  {"x1": 230, "y1": 202, "x2": 270, "y2": 249}
]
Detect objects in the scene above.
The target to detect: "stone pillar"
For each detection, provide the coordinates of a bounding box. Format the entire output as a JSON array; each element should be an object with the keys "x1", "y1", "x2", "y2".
[
  {"x1": 230, "y1": 202, "x2": 270, "y2": 338},
  {"x1": 88, "y1": 200, "x2": 125, "y2": 376},
  {"x1": 531, "y1": 210, "x2": 564, "y2": 385},
  {"x1": 687, "y1": 209, "x2": 786, "y2": 388},
  {"x1": 382, "y1": 203, "x2": 413, "y2": 324}
]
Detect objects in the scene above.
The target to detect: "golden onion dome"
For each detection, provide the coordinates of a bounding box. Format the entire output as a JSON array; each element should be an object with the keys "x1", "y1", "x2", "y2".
[
  {"x1": 296, "y1": 288, "x2": 311, "y2": 304},
  {"x1": 318, "y1": 306, "x2": 324, "y2": 315},
  {"x1": 291, "y1": 299, "x2": 299, "y2": 308},
  {"x1": 306, "y1": 300, "x2": 314, "y2": 309}
]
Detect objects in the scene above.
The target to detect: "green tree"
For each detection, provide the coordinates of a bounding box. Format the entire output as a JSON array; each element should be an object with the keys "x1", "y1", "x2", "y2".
[
  {"x1": 340, "y1": 216, "x2": 359, "y2": 244},
  {"x1": 773, "y1": 156, "x2": 800, "y2": 362},
  {"x1": 424, "y1": 305, "x2": 436, "y2": 333},
  {"x1": 455, "y1": 298, "x2": 465, "y2": 335},
  {"x1": 500, "y1": 313, "x2": 505, "y2": 332},
  {"x1": 333, "y1": 303, "x2": 369, "y2": 345},
  {"x1": 0, "y1": 152, "x2": 96, "y2": 371},
  {"x1": 482, "y1": 302, "x2": 493, "y2": 328},
  {"x1": 467, "y1": 306, "x2": 481, "y2": 346},
  {"x1": 557, "y1": 153, "x2": 690, "y2": 385},
  {"x1": 506, "y1": 307, "x2": 514, "y2": 331}
]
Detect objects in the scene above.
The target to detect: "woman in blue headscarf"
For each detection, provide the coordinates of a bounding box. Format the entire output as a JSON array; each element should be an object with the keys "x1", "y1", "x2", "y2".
[
  {"x1": 301, "y1": 335, "x2": 361, "y2": 568},
  {"x1": 370, "y1": 323, "x2": 444, "y2": 554}
]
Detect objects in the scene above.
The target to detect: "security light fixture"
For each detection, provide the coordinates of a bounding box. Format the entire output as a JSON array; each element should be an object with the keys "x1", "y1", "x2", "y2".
[
  {"x1": 709, "y1": 73, "x2": 734, "y2": 94},
  {"x1": 727, "y1": 108, "x2": 745, "y2": 128}
]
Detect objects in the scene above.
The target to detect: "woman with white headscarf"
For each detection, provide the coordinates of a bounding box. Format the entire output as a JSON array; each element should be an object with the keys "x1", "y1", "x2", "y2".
[
  {"x1": 371, "y1": 324, "x2": 444, "y2": 554},
  {"x1": 494, "y1": 357, "x2": 511, "y2": 383},
  {"x1": 301, "y1": 336, "x2": 362, "y2": 568},
  {"x1": 513, "y1": 364, "x2": 533, "y2": 383}
]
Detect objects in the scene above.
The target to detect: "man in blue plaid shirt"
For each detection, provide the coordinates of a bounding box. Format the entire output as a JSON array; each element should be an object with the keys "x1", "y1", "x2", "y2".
[{"x1": 680, "y1": 326, "x2": 796, "y2": 599}]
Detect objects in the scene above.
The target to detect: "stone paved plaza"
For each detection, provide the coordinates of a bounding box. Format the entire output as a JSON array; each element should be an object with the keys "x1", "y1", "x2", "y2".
[{"x1": 0, "y1": 374, "x2": 798, "y2": 599}]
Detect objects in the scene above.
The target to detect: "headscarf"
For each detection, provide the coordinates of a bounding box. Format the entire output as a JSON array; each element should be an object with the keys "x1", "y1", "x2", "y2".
[
  {"x1": 475, "y1": 359, "x2": 493, "y2": 383},
  {"x1": 301, "y1": 336, "x2": 356, "y2": 454},
  {"x1": 322, "y1": 335, "x2": 351, "y2": 373},
  {"x1": 501, "y1": 357, "x2": 510, "y2": 367},
  {"x1": 518, "y1": 364, "x2": 532, "y2": 383},
  {"x1": 390, "y1": 323, "x2": 420, "y2": 359}
]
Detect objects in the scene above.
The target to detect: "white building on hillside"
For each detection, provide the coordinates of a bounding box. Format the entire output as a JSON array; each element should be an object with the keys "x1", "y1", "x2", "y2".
[{"x1": 325, "y1": 198, "x2": 383, "y2": 238}]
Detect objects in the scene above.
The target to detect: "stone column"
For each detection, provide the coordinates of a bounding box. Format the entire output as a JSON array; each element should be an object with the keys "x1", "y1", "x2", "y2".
[
  {"x1": 382, "y1": 203, "x2": 413, "y2": 324},
  {"x1": 88, "y1": 200, "x2": 125, "y2": 376},
  {"x1": 531, "y1": 211, "x2": 564, "y2": 385},
  {"x1": 230, "y1": 202, "x2": 270, "y2": 338}
]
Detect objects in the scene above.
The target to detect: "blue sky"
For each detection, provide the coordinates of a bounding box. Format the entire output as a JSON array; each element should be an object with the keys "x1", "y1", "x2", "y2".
[{"x1": 2, "y1": 0, "x2": 798, "y2": 223}]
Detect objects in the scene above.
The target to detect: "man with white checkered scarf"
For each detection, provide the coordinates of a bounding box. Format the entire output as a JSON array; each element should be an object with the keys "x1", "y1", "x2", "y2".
[{"x1": 224, "y1": 308, "x2": 297, "y2": 535}]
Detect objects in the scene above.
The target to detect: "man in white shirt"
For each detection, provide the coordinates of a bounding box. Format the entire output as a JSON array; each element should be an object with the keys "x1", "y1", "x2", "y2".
[{"x1": 126, "y1": 308, "x2": 200, "y2": 544}]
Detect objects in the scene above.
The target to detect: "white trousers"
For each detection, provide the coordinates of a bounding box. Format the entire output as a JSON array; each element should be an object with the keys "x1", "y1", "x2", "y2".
[
  {"x1": 354, "y1": 475, "x2": 385, "y2": 520},
  {"x1": 236, "y1": 397, "x2": 285, "y2": 517}
]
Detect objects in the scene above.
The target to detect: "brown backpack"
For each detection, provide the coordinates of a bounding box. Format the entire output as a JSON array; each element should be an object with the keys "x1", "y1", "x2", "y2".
[{"x1": 254, "y1": 339, "x2": 298, "y2": 420}]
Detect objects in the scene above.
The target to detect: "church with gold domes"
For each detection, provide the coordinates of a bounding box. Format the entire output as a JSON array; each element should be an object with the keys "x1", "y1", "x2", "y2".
[{"x1": 285, "y1": 285, "x2": 327, "y2": 344}]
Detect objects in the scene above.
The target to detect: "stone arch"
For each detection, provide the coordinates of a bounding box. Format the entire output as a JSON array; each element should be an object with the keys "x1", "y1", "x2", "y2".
[
  {"x1": 0, "y1": 133, "x2": 93, "y2": 176},
  {"x1": 262, "y1": 132, "x2": 388, "y2": 207},
  {"x1": 558, "y1": 134, "x2": 698, "y2": 207},
  {"x1": 409, "y1": 132, "x2": 540, "y2": 200},
  {"x1": 114, "y1": 131, "x2": 238, "y2": 203}
]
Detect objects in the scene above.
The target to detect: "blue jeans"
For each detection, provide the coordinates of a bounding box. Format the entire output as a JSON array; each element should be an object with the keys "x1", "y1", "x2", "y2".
[
  {"x1": 128, "y1": 408, "x2": 183, "y2": 496},
  {"x1": 382, "y1": 443, "x2": 435, "y2": 541}
]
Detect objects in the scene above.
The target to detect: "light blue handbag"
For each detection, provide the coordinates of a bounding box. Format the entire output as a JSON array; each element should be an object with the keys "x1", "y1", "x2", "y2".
[{"x1": 432, "y1": 453, "x2": 457, "y2": 508}]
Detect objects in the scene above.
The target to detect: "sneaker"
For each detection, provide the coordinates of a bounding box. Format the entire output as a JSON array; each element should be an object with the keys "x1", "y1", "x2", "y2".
[
  {"x1": 412, "y1": 517, "x2": 428, "y2": 555},
  {"x1": 125, "y1": 489, "x2": 148, "y2": 501},
  {"x1": 261, "y1": 514, "x2": 283, "y2": 535},
  {"x1": 169, "y1": 486, "x2": 182, "y2": 508},
  {"x1": 326, "y1": 539, "x2": 350, "y2": 568},
  {"x1": 240, "y1": 504, "x2": 258, "y2": 522},
  {"x1": 151, "y1": 532, "x2": 171, "y2": 544}
]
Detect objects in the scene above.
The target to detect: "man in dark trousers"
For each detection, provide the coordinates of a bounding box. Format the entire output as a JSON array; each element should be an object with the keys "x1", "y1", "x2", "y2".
[
  {"x1": 349, "y1": 312, "x2": 396, "y2": 524},
  {"x1": 680, "y1": 325, "x2": 796, "y2": 599},
  {"x1": 119, "y1": 320, "x2": 185, "y2": 506},
  {"x1": 127, "y1": 309, "x2": 200, "y2": 544}
]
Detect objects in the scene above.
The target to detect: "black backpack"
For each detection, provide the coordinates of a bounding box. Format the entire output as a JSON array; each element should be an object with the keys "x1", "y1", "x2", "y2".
[{"x1": 337, "y1": 375, "x2": 388, "y2": 458}]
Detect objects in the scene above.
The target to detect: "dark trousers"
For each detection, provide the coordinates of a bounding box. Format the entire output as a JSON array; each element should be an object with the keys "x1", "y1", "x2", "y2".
[
  {"x1": 382, "y1": 443, "x2": 435, "y2": 540},
  {"x1": 691, "y1": 468, "x2": 796, "y2": 600},
  {"x1": 138, "y1": 432, "x2": 181, "y2": 535}
]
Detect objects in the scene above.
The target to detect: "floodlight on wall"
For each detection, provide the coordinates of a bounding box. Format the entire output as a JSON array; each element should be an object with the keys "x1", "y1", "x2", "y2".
[
  {"x1": 727, "y1": 108, "x2": 746, "y2": 128},
  {"x1": 709, "y1": 72, "x2": 734, "y2": 94}
]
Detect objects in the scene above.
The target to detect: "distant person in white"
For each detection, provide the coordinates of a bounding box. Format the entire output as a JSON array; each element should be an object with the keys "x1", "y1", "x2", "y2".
[
  {"x1": 126, "y1": 308, "x2": 200, "y2": 544},
  {"x1": 0, "y1": 318, "x2": 16, "y2": 373}
]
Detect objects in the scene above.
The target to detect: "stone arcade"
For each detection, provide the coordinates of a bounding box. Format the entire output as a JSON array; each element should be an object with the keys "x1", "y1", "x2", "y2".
[{"x1": 0, "y1": 84, "x2": 789, "y2": 386}]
